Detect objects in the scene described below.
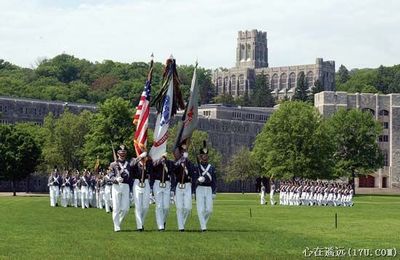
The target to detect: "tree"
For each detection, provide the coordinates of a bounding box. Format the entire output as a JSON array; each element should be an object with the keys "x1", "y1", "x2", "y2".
[
  {"x1": 212, "y1": 93, "x2": 235, "y2": 105},
  {"x1": 82, "y1": 97, "x2": 135, "y2": 169},
  {"x1": 224, "y1": 147, "x2": 258, "y2": 193},
  {"x1": 253, "y1": 101, "x2": 334, "y2": 180},
  {"x1": 0, "y1": 124, "x2": 40, "y2": 196},
  {"x1": 337, "y1": 65, "x2": 350, "y2": 84},
  {"x1": 327, "y1": 109, "x2": 383, "y2": 193},
  {"x1": 309, "y1": 79, "x2": 324, "y2": 104},
  {"x1": 250, "y1": 73, "x2": 275, "y2": 107},
  {"x1": 292, "y1": 72, "x2": 309, "y2": 102}
]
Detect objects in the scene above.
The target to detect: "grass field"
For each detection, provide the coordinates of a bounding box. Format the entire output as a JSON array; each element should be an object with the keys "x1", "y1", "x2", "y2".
[{"x1": 0, "y1": 194, "x2": 399, "y2": 259}]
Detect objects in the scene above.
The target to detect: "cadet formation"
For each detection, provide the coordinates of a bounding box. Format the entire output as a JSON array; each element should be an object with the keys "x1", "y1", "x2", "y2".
[
  {"x1": 259, "y1": 179, "x2": 354, "y2": 207},
  {"x1": 47, "y1": 143, "x2": 217, "y2": 232}
]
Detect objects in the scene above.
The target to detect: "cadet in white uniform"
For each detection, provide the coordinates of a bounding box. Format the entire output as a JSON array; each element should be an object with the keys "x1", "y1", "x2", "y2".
[
  {"x1": 152, "y1": 154, "x2": 175, "y2": 231},
  {"x1": 132, "y1": 153, "x2": 152, "y2": 231},
  {"x1": 47, "y1": 167, "x2": 61, "y2": 207},
  {"x1": 172, "y1": 145, "x2": 196, "y2": 232},
  {"x1": 109, "y1": 145, "x2": 134, "y2": 232},
  {"x1": 194, "y1": 142, "x2": 216, "y2": 231}
]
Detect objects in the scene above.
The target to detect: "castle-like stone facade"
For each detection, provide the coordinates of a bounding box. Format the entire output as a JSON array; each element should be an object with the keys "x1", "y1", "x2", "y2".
[
  {"x1": 212, "y1": 30, "x2": 336, "y2": 99},
  {"x1": 0, "y1": 96, "x2": 97, "y2": 125},
  {"x1": 315, "y1": 91, "x2": 400, "y2": 190}
]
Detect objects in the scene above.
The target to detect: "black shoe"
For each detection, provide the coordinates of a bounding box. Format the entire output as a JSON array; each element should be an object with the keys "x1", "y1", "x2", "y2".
[
  {"x1": 164, "y1": 222, "x2": 166, "y2": 229},
  {"x1": 158, "y1": 228, "x2": 165, "y2": 232},
  {"x1": 137, "y1": 228, "x2": 143, "y2": 232},
  {"x1": 201, "y1": 229, "x2": 207, "y2": 232},
  {"x1": 179, "y1": 229, "x2": 185, "y2": 232}
]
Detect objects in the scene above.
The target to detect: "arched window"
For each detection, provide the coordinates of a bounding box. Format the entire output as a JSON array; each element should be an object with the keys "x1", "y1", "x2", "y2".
[
  {"x1": 362, "y1": 108, "x2": 375, "y2": 116},
  {"x1": 240, "y1": 44, "x2": 245, "y2": 60},
  {"x1": 224, "y1": 77, "x2": 229, "y2": 87},
  {"x1": 217, "y1": 77, "x2": 222, "y2": 87},
  {"x1": 379, "y1": 109, "x2": 389, "y2": 116},
  {"x1": 271, "y1": 74, "x2": 279, "y2": 90},
  {"x1": 230, "y1": 75, "x2": 236, "y2": 94},
  {"x1": 306, "y1": 71, "x2": 314, "y2": 87},
  {"x1": 280, "y1": 73, "x2": 287, "y2": 89},
  {"x1": 288, "y1": 72, "x2": 296, "y2": 89},
  {"x1": 246, "y1": 44, "x2": 251, "y2": 60}
]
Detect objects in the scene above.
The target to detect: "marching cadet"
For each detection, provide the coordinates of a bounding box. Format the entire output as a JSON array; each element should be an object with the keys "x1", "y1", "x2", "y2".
[
  {"x1": 109, "y1": 145, "x2": 134, "y2": 232},
  {"x1": 270, "y1": 178, "x2": 276, "y2": 206},
  {"x1": 152, "y1": 153, "x2": 175, "y2": 231},
  {"x1": 172, "y1": 144, "x2": 197, "y2": 232},
  {"x1": 72, "y1": 170, "x2": 80, "y2": 208},
  {"x1": 61, "y1": 170, "x2": 73, "y2": 207},
  {"x1": 260, "y1": 183, "x2": 266, "y2": 205},
  {"x1": 89, "y1": 172, "x2": 97, "y2": 208},
  {"x1": 109, "y1": 145, "x2": 133, "y2": 231},
  {"x1": 96, "y1": 172, "x2": 105, "y2": 209},
  {"x1": 132, "y1": 152, "x2": 152, "y2": 231},
  {"x1": 103, "y1": 167, "x2": 114, "y2": 213},
  {"x1": 48, "y1": 166, "x2": 61, "y2": 207},
  {"x1": 80, "y1": 169, "x2": 91, "y2": 209},
  {"x1": 194, "y1": 142, "x2": 216, "y2": 232}
]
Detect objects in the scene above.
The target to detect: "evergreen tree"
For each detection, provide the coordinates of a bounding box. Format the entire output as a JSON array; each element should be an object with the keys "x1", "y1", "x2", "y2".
[
  {"x1": 292, "y1": 72, "x2": 309, "y2": 102},
  {"x1": 337, "y1": 64, "x2": 350, "y2": 84}
]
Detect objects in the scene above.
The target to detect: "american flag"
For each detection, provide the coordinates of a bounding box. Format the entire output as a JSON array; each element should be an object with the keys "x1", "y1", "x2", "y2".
[{"x1": 133, "y1": 60, "x2": 153, "y2": 157}]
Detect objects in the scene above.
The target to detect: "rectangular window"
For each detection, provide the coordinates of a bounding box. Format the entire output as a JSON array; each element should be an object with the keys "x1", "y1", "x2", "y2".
[
  {"x1": 383, "y1": 122, "x2": 389, "y2": 129},
  {"x1": 379, "y1": 135, "x2": 389, "y2": 142}
]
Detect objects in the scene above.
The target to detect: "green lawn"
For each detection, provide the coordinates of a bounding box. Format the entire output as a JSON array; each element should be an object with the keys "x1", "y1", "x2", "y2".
[{"x1": 0, "y1": 194, "x2": 399, "y2": 259}]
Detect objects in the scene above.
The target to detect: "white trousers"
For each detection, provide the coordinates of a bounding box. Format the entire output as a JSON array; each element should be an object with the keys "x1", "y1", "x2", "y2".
[
  {"x1": 270, "y1": 190, "x2": 275, "y2": 205},
  {"x1": 81, "y1": 186, "x2": 89, "y2": 209},
  {"x1": 104, "y1": 185, "x2": 112, "y2": 213},
  {"x1": 62, "y1": 188, "x2": 72, "y2": 207},
  {"x1": 196, "y1": 186, "x2": 213, "y2": 230},
  {"x1": 154, "y1": 180, "x2": 171, "y2": 230},
  {"x1": 260, "y1": 190, "x2": 266, "y2": 205},
  {"x1": 133, "y1": 179, "x2": 150, "y2": 229},
  {"x1": 112, "y1": 183, "x2": 130, "y2": 232},
  {"x1": 73, "y1": 188, "x2": 79, "y2": 207},
  {"x1": 49, "y1": 186, "x2": 59, "y2": 207},
  {"x1": 175, "y1": 182, "x2": 192, "y2": 230}
]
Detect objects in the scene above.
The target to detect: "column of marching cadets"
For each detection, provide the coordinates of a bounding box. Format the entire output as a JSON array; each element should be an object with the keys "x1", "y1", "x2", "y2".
[
  {"x1": 260, "y1": 180, "x2": 354, "y2": 207},
  {"x1": 47, "y1": 144, "x2": 217, "y2": 232}
]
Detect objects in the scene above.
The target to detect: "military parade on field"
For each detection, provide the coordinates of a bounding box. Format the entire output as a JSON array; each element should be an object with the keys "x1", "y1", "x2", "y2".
[{"x1": 47, "y1": 56, "x2": 218, "y2": 232}]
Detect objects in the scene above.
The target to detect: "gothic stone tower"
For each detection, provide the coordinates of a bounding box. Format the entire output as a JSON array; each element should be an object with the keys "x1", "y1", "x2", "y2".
[{"x1": 236, "y1": 30, "x2": 268, "y2": 69}]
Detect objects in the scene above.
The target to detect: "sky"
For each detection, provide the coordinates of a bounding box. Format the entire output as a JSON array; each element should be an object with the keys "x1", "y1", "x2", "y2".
[{"x1": 1, "y1": 0, "x2": 399, "y2": 70}]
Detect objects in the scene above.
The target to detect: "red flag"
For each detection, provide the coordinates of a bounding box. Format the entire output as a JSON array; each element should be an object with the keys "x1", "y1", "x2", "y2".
[{"x1": 133, "y1": 59, "x2": 153, "y2": 157}]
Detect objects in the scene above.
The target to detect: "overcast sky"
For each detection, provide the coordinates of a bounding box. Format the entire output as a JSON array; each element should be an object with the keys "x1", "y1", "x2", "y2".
[{"x1": 1, "y1": 0, "x2": 399, "y2": 70}]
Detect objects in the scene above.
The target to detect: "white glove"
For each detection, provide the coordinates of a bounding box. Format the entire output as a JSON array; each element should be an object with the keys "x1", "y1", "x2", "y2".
[
  {"x1": 170, "y1": 191, "x2": 175, "y2": 198},
  {"x1": 117, "y1": 177, "x2": 123, "y2": 183},
  {"x1": 198, "y1": 176, "x2": 205, "y2": 183},
  {"x1": 139, "y1": 152, "x2": 147, "y2": 159},
  {"x1": 212, "y1": 194, "x2": 216, "y2": 200},
  {"x1": 183, "y1": 152, "x2": 188, "y2": 158}
]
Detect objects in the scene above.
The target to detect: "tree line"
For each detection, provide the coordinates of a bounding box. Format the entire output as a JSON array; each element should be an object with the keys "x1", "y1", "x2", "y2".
[
  {"x1": 336, "y1": 64, "x2": 400, "y2": 94},
  {"x1": 0, "y1": 55, "x2": 215, "y2": 105}
]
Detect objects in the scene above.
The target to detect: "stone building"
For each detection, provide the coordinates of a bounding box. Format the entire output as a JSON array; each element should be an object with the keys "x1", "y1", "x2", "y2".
[
  {"x1": 0, "y1": 96, "x2": 97, "y2": 125},
  {"x1": 315, "y1": 91, "x2": 400, "y2": 190},
  {"x1": 212, "y1": 30, "x2": 336, "y2": 99}
]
